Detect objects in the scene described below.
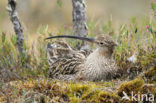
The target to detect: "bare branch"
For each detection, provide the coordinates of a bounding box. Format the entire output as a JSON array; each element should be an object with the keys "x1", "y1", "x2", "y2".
[
  {"x1": 72, "y1": 0, "x2": 88, "y2": 37},
  {"x1": 72, "y1": 0, "x2": 88, "y2": 49},
  {"x1": 6, "y1": 0, "x2": 25, "y2": 54}
]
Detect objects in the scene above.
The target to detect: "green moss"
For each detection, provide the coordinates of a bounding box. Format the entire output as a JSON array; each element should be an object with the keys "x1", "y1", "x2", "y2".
[
  {"x1": 117, "y1": 78, "x2": 144, "y2": 96},
  {"x1": 2, "y1": 78, "x2": 156, "y2": 103},
  {"x1": 144, "y1": 66, "x2": 156, "y2": 77},
  {"x1": 82, "y1": 89, "x2": 101, "y2": 101},
  {"x1": 67, "y1": 83, "x2": 91, "y2": 98},
  {"x1": 1, "y1": 79, "x2": 122, "y2": 103},
  {"x1": 67, "y1": 82, "x2": 120, "y2": 103},
  {"x1": 151, "y1": 87, "x2": 156, "y2": 96},
  {"x1": 144, "y1": 66, "x2": 156, "y2": 83},
  {"x1": 82, "y1": 90, "x2": 120, "y2": 103},
  {"x1": 98, "y1": 91, "x2": 120, "y2": 103},
  {"x1": 140, "y1": 84, "x2": 156, "y2": 96},
  {"x1": 69, "y1": 96, "x2": 81, "y2": 103}
]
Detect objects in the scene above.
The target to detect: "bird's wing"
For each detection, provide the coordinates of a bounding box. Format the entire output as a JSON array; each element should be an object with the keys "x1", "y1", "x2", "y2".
[
  {"x1": 105, "y1": 58, "x2": 121, "y2": 79},
  {"x1": 46, "y1": 41, "x2": 85, "y2": 79}
]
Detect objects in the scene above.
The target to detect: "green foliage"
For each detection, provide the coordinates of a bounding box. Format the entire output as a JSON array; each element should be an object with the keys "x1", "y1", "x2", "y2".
[
  {"x1": 151, "y1": 2, "x2": 156, "y2": 12},
  {"x1": 103, "y1": 20, "x2": 114, "y2": 34},
  {"x1": 0, "y1": 26, "x2": 49, "y2": 82},
  {"x1": 138, "y1": 50, "x2": 156, "y2": 67},
  {"x1": 38, "y1": 25, "x2": 49, "y2": 35},
  {"x1": 0, "y1": 35, "x2": 17, "y2": 68},
  {"x1": 1, "y1": 32, "x2": 6, "y2": 43},
  {"x1": 10, "y1": 35, "x2": 17, "y2": 46},
  {"x1": 56, "y1": 0, "x2": 62, "y2": 8}
]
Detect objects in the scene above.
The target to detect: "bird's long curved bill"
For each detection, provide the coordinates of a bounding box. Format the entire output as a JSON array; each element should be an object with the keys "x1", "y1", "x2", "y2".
[{"x1": 45, "y1": 35, "x2": 95, "y2": 43}]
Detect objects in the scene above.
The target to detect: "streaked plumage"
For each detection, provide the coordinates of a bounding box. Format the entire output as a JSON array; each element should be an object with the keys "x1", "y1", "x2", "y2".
[{"x1": 46, "y1": 34, "x2": 120, "y2": 81}]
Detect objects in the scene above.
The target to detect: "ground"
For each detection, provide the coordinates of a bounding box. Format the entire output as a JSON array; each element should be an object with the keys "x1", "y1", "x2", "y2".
[{"x1": 0, "y1": 14, "x2": 156, "y2": 103}]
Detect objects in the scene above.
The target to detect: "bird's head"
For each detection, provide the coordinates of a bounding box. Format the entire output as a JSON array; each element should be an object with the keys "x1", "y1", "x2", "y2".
[
  {"x1": 45, "y1": 34, "x2": 117, "y2": 54},
  {"x1": 94, "y1": 34, "x2": 117, "y2": 48}
]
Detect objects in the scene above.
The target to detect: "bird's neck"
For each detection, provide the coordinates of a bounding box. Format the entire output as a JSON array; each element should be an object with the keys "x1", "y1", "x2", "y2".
[
  {"x1": 83, "y1": 48, "x2": 114, "y2": 81},
  {"x1": 97, "y1": 47, "x2": 113, "y2": 58}
]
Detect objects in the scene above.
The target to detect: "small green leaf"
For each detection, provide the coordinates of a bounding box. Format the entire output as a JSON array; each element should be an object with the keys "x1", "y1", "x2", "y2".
[
  {"x1": 39, "y1": 25, "x2": 49, "y2": 35},
  {"x1": 2, "y1": 32, "x2": 6, "y2": 43},
  {"x1": 151, "y1": 3, "x2": 156, "y2": 12},
  {"x1": 11, "y1": 35, "x2": 17, "y2": 45},
  {"x1": 130, "y1": 17, "x2": 136, "y2": 24},
  {"x1": 57, "y1": 0, "x2": 62, "y2": 8}
]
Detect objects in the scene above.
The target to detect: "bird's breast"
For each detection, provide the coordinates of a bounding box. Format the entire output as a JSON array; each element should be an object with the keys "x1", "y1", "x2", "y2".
[{"x1": 80, "y1": 51, "x2": 118, "y2": 81}]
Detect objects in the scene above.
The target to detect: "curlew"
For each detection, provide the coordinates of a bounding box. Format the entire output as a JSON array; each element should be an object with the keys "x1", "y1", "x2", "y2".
[{"x1": 46, "y1": 34, "x2": 121, "y2": 81}]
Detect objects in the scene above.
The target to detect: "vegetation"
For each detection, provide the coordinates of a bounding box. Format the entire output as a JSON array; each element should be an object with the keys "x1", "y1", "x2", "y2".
[
  {"x1": 0, "y1": 17, "x2": 155, "y2": 102},
  {"x1": 0, "y1": 1, "x2": 156, "y2": 103}
]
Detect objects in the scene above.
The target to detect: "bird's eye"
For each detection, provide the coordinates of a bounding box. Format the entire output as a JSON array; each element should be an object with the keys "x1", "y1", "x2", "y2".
[{"x1": 99, "y1": 42, "x2": 104, "y2": 45}]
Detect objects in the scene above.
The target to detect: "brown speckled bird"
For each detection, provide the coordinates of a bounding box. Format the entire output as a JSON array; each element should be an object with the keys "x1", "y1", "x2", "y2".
[{"x1": 46, "y1": 34, "x2": 120, "y2": 81}]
